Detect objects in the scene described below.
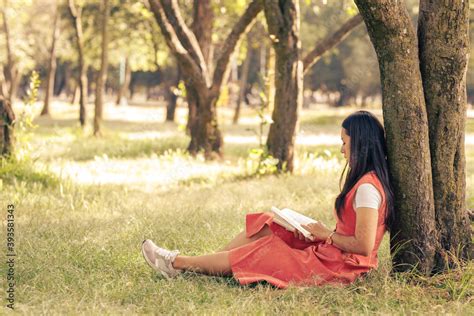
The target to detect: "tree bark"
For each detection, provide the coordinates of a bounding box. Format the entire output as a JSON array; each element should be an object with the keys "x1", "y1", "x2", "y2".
[
  {"x1": 264, "y1": 0, "x2": 303, "y2": 172},
  {"x1": 192, "y1": 0, "x2": 213, "y2": 68},
  {"x1": 185, "y1": 83, "x2": 198, "y2": 134},
  {"x1": 354, "y1": 0, "x2": 438, "y2": 274},
  {"x1": 303, "y1": 14, "x2": 363, "y2": 75},
  {"x1": 265, "y1": 44, "x2": 275, "y2": 113},
  {"x1": 418, "y1": 0, "x2": 472, "y2": 269},
  {"x1": 41, "y1": 6, "x2": 60, "y2": 116},
  {"x1": 184, "y1": 0, "x2": 213, "y2": 136},
  {"x1": 68, "y1": 0, "x2": 88, "y2": 127},
  {"x1": 0, "y1": 97, "x2": 15, "y2": 157},
  {"x1": 148, "y1": 0, "x2": 262, "y2": 157},
  {"x1": 187, "y1": 92, "x2": 222, "y2": 158},
  {"x1": 94, "y1": 0, "x2": 110, "y2": 136}
]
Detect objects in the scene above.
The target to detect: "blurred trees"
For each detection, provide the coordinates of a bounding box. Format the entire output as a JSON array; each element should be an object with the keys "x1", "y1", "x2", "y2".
[{"x1": 2, "y1": 0, "x2": 473, "y2": 113}]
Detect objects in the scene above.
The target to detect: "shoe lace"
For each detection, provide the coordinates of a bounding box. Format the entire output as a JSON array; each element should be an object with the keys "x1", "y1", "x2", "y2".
[{"x1": 156, "y1": 248, "x2": 179, "y2": 266}]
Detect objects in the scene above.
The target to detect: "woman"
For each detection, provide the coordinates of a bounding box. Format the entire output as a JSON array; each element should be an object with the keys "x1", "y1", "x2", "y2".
[{"x1": 141, "y1": 111, "x2": 394, "y2": 289}]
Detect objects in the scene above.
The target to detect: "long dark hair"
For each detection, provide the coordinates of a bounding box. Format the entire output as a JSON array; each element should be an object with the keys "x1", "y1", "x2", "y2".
[{"x1": 334, "y1": 111, "x2": 394, "y2": 231}]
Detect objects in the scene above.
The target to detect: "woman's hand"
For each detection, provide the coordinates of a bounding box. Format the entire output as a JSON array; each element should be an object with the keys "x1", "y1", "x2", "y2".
[
  {"x1": 301, "y1": 222, "x2": 332, "y2": 241},
  {"x1": 293, "y1": 229, "x2": 312, "y2": 242}
]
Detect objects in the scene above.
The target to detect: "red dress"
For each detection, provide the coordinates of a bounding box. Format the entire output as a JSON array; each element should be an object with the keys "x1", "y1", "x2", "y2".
[{"x1": 228, "y1": 172, "x2": 387, "y2": 289}]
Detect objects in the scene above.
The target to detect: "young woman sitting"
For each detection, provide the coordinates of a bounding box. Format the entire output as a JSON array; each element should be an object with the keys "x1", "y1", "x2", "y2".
[{"x1": 141, "y1": 110, "x2": 395, "y2": 289}]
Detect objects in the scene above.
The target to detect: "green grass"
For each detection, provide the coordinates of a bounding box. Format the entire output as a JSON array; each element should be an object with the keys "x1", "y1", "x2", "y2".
[
  {"x1": 2, "y1": 172, "x2": 472, "y2": 314},
  {"x1": 1, "y1": 103, "x2": 473, "y2": 314}
]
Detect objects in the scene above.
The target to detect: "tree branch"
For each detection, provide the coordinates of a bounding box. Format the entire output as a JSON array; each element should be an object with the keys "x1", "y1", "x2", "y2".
[
  {"x1": 148, "y1": 0, "x2": 208, "y2": 92},
  {"x1": 68, "y1": 0, "x2": 78, "y2": 18},
  {"x1": 160, "y1": 0, "x2": 211, "y2": 87},
  {"x1": 211, "y1": 0, "x2": 263, "y2": 94},
  {"x1": 263, "y1": 0, "x2": 284, "y2": 39},
  {"x1": 303, "y1": 14, "x2": 363, "y2": 74}
]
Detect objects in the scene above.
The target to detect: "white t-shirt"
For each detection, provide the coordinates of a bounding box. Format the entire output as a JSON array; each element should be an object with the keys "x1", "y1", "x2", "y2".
[{"x1": 353, "y1": 183, "x2": 382, "y2": 210}]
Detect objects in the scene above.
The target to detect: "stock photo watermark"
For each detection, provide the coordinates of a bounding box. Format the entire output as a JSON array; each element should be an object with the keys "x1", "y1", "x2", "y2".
[{"x1": 6, "y1": 204, "x2": 15, "y2": 310}]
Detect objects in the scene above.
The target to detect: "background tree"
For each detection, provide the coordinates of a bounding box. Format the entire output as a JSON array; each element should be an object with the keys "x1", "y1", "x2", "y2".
[
  {"x1": 41, "y1": 2, "x2": 60, "y2": 116},
  {"x1": 1, "y1": 0, "x2": 19, "y2": 103},
  {"x1": 0, "y1": 97, "x2": 15, "y2": 157},
  {"x1": 265, "y1": 1, "x2": 365, "y2": 170},
  {"x1": 93, "y1": 0, "x2": 110, "y2": 136},
  {"x1": 67, "y1": 0, "x2": 88, "y2": 127},
  {"x1": 263, "y1": 0, "x2": 302, "y2": 172},
  {"x1": 148, "y1": 0, "x2": 263, "y2": 158}
]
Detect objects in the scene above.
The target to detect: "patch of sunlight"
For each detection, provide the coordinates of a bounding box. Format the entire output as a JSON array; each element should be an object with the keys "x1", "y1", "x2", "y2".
[
  {"x1": 466, "y1": 134, "x2": 474, "y2": 145},
  {"x1": 224, "y1": 135, "x2": 259, "y2": 144},
  {"x1": 43, "y1": 155, "x2": 240, "y2": 192},
  {"x1": 224, "y1": 133, "x2": 341, "y2": 146},
  {"x1": 295, "y1": 155, "x2": 343, "y2": 175},
  {"x1": 121, "y1": 131, "x2": 181, "y2": 140},
  {"x1": 296, "y1": 134, "x2": 341, "y2": 146}
]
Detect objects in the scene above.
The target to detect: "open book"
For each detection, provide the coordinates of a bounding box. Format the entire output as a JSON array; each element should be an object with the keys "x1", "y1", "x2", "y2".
[{"x1": 271, "y1": 206, "x2": 318, "y2": 241}]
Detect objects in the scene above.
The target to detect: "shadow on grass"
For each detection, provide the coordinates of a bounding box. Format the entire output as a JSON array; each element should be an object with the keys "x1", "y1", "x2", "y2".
[{"x1": 34, "y1": 116, "x2": 181, "y2": 134}]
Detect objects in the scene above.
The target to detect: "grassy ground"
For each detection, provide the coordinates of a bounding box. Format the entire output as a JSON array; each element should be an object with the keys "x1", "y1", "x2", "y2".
[{"x1": 1, "y1": 101, "x2": 472, "y2": 314}]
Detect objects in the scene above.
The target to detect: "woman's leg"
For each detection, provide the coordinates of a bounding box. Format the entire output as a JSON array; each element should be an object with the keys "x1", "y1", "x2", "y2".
[
  {"x1": 173, "y1": 251, "x2": 231, "y2": 276},
  {"x1": 218, "y1": 224, "x2": 272, "y2": 251},
  {"x1": 172, "y1": 225, "x2": 273, "y2": 276}
]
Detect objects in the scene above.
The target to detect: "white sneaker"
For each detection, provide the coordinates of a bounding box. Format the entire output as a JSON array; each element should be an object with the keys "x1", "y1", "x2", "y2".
[{"x1": 141, "y1": 239, "x2": 182, "y2": 279}]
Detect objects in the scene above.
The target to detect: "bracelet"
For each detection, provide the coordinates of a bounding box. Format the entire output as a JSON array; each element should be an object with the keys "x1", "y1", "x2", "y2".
[{"x1": 326, "y1": 231, "x2": 336, "y2": 245}]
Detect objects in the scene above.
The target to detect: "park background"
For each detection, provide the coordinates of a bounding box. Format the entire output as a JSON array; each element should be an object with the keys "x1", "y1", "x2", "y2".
[{"x1": 0, "y1": 0, "x2": 473, "y2": 314}]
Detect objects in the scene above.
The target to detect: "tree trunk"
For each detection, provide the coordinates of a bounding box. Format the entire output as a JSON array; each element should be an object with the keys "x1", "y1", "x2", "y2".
[
  {"x1": 265, "y1": 44, "x2": 275, "y2": 113},
  {"x1": 41, "y1": 7, "x2": 60, "y2": 116},
  {"x1": 264, "y1": 0, "x2": 303, "y2": 172},
  {"x1": 68, "y1": 0, "x2": 88, "y2": 127},
  {"x1": 418, "y1": 0, "x2": 472, "y2": 269},
  {"x1": 233, "y1": 36, "x2": 252, "y2": 125},
  {"x1": 1, "y1": 3, "x2": 19, "y2": 103},
  {"x1": 354, "y1": 0, "x2": 438, "y2": 274},
  {"x1": 184, "y1": 0, "x2": 216, "y2": 141},
  {"x1": 184, "y1": 83, "x2": 197, "y2": 135},
  {"x1": 116, "y1": 57, "x2": 131, "y2": 106},
  {"x1": 0, "y1": 98, "x2": 15, "y2": 157},
  {"x1": 166, "y1": 65, "x2": 180, "y2": 122},
  {"x1": 187, "y1": 91, "x2": 223, "y2": 158},
  {"x1": 94, "y1": 0, "x2": 110, "y2": 136},
  {"x1": 192, "y1": 0, "x2": 213, "y2": 67}
]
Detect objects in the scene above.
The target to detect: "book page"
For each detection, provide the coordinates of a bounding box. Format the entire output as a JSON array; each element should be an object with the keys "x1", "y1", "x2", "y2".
[{"x1": 271, "y1": 207, "x2": 317, "y2": 240}]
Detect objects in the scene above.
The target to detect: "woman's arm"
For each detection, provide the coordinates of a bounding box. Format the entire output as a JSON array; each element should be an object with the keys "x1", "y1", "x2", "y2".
[{"x1": 301, "y1": 207, "x2": 379, "y2": 256}]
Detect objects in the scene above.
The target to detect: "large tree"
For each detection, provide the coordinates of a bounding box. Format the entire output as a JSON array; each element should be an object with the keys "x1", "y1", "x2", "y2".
[
  {"x1": 148, "y1": 0, "x2": 262, "y2": 158},
  {"x1": 354, "y1": 0, "x2": 472, "y2": 273},
  {"x1": 265, "y1": 10, "x2": 363, "y2": 171},
  {"x1": 93, "y1": 0, "x2": 110, "y2": 136},
  {"x1": 417, "y1": 0, "x2": 472, "y2": 270},
  {"x1": 263, "y1": 0, "x2": 303, "y2": 172}
]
